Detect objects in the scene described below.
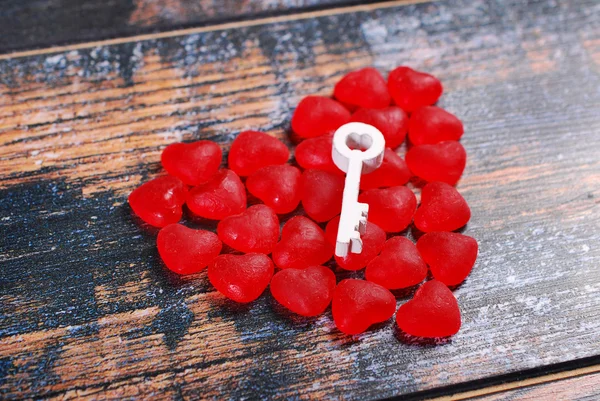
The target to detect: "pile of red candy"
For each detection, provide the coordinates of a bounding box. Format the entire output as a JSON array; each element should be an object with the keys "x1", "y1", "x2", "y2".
[{"x1": 129, "y1": 66, "x2": 477, "y2": 338}]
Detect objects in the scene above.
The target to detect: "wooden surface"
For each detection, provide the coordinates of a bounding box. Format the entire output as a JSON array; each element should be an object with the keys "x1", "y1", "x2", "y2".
[
  {"x1": 1, "y1": 0, "x2": 600, "y2": 399},
  {"x1": 0, "y1": 0, "x2": 374, "y2": 54},
  {"x1": 471, "y1": 372, "x2": 600, "y2": 401}
]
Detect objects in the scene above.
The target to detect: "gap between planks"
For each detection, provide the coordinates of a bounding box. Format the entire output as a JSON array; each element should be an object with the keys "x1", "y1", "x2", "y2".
[
  {"x1": 0, "y1": 0, "x2": 431, "y2": 61},
  {"x1": 427, "y1": 364, "x2": 600, "y2": 401}
]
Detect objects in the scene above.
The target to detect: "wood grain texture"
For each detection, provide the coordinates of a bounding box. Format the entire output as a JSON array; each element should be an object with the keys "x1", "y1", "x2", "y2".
[
  {"x1": 427, "y1": 362, "x2": 600, "y2": 400},
  {"x1": 471, "y1": 372, "x2": 600, "y2": 401},
  {"x1": 0, "y1": 0, "x2": 378, "y2": 54},
  {"x1": 1, "y1": 0, "x2": 600, "y2": 399}
]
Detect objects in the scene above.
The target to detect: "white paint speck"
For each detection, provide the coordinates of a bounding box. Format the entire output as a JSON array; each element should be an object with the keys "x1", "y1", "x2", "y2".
[
  {"x1": 43, "y1": 152, "x2": 61, "y2": 159},
  {"x1": 45, "y1": 54, "x2": 65, "y2": 66},
  {"x1": 532, "y1": 227, "x2": 545, "y2": 235},
  {"x1": 361, "y1": 19, "x2": 389, "y2": 45}
]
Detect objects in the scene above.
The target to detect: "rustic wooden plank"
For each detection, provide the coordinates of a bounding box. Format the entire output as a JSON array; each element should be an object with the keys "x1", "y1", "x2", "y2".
[
  {"x1": 0, "y1": 0, "x2": 382, "y2": 54},
  {"x1": 470, "y1": 372, "x2": 600, "y2": 401},
  {"x1": 1, "y1": 0, "x2": 600, "y2": 400},
  {"x1": 424, "y1": 361, "x2": 600, "y2": 400}
]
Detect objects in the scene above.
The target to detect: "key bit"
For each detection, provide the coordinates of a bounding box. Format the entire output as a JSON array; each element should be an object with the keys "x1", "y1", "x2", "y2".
[{"x1": 331, "y1": 122, "x2": 385, "y2": 258}]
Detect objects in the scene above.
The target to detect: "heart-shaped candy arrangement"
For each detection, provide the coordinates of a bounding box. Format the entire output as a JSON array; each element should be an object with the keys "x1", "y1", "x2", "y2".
[{"x1": 128, "y1": 65, "x2": 477, "y2": 340}]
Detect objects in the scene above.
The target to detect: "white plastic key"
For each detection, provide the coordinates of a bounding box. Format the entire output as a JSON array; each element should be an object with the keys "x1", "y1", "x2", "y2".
[{"x1": 332, "y1": 122, "x2": 385, "y2": 257}]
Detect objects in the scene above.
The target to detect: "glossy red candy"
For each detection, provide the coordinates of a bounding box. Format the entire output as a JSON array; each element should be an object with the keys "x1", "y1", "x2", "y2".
[
  {"x1": 246, "y1": 165, "x2": 302, "y2": 214},
  {"x1": 405, "y1": 141, "x2": 466, "y2": 185},
  {"x1": 408, "y1": 106, "x2": 464, "y2": 145},
  {"x1": 128, "y1": 175, "x2": 187, "y2": 227},
  {"x1": 161, "y1": 140, "x2": 222, "y2": 185},
  {"x1": 157, "y1": 224, "x2": 221, "y2": 274},
  {"x1": 417, "y1": 232, "x2": 478, "y2": 286},
  {"x1": 186, "y1": 169, "x2": 246, "y2": 220},
  {"x1": 396, "y1": 280, "x2": 461, "y2": 338},
  {"x1": 227, "y1": 130, "x2": 289, "y2": 177},
  {"x1": 208, "y1": 253, "x2": 274, "y2": 303},
  {"x1": 291, "y1": 96, "x2": 351, "y2": 139},
  {"x1": 301, "y1": 169, "x2": 344, "y2": 222},
  {"x1": 332, "y1": 279, "x2": 396, "y2": 335},
  {"x1": 325, "y1": 216, "x2": 386, "y2": 271},
  {"x1": 358, "y1": 186, "x2": 417, "y2": 232},
  {"x1": 294, "y1": 134, "x2": 342, "y2": 175},
  {"x1": 217, "y1": 205, "x2": 279, "y2": 254},
  {"x1": 350, "y1": 107, "x2": 408, "y2": 149},
  {"x1": 366, "y1": 237, "x2": 427, "y2": 289},
  {"x1": 334, "y1": 67, "x2": 391, "y2": 110},
  {"x1": 270, "y1": 265, "x2": 336, "y2": 317},
  {"x1": 414, "y1": 182, "x2": 471, "y2": 232},
  {"x1": 272, "y1": 216, "x2": 334, "y2": 269},
  {"x1": 360, "y1": 148, "x2": 411, "y2": 190},
  {"x1": 388, "y1": 66, "x2": 443, "y2": 112}
]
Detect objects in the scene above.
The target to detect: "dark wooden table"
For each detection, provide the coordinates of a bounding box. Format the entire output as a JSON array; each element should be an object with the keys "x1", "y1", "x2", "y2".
[{"x1": 1, "y1": 0, "x2": 599, "y2": 400}]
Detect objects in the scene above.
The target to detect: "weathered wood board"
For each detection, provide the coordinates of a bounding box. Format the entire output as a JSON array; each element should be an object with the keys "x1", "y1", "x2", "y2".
[
  {"x1": 1, "y1": 0, "x2": 600, "y2": 399},
  {"x1": 0, "y1": 0, "x2": 371, "y2": 54},
  {"x1": 472, "y1": 372, "x2": 600, "y2": 401}
]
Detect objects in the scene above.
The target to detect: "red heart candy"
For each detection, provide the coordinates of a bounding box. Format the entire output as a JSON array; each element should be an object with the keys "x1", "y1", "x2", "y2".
[
  {"x1": 295, "y1": 133, "x2": 343, "y2": 175},
  {"x1": 186, "y1": 169, "x2": 246, "y2": 220},
  {"x1": 417, "y1": 232, "x2": 478, "y2": 286},
  {"x1": 208, "y1": 253, "x2": 274, "y2": 303},
  {"x1": 396, "y1": 280, "x2": 461, "y2": 338},
  {"x1": 128, "y1": 175, "x2": 187, "y2": 227},
  {"x1": 227, "y1": 130, "x2": 289, "y2": 177},
  {"x1": 408, "y1": 106, "x2": 464, "y2": 145},
  {"x1": 301, "y1": 169, "x2": 344, "y2": 222},
  {"x1": 405, "y1": 141, "x2": 466, "y2": 186},
  {"x1": 157, "y1": 224, "x2": 222, "y2": 274},
  {"x1": 291, "y1": 96, "x2": 351, "y2": 139},
  {"x1": 272, "y1": 216, "x2": 334, "y2": 269},
  {"x1": 270, "y1": 265, "x2": 336, "y2": 317},
  {"x1": 360, "y1": 148, "x2": 412, "y2": 190},
  {"x1": 217, "y1": 205, "x2": 280, "y2": 254},
  {"x1": 350, "y1": 107, "x2": 408, "y2": 149},
  {"x1": 325, "y1": 216, "x2": 386, "y2": 271},
  {"x1": 365, "y1": 237, "x2": 427, "y2": 289},
  {"x1": 161, "y1": 140, "x2": 222, "y2": 185},
  {"x1": 332, "y1": 279, "x2": 396, "y2": 335},
  {"x1": 334, "y1": 67, "x2": 391, "y2": 110},
  {"x1": 358, "y1": 186, "x2": 417, "y2": 232},
  {"x1": 414, "y1": 182, "x2": 471, "y2": 232},
  {"x1": 246, "y1": 165, "x2": 302, "y2": 214},
  {"x1": 388, "y1": 66, "x2": 443, "y2": 112}
]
